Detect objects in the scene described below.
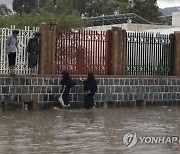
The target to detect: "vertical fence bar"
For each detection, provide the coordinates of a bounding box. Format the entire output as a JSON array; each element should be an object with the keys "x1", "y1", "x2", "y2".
[
  {"x1": 83, "y1": 30, "x2": 86, "y2": 74},
  {"x1": 149, "y1": 33, "x2": 153, "y2": 75},
  {"x1": 86, "y1": 30, "x2": 89, "y2": 73},
  {"x1": 104, "y1": 31, "x2": 108, "y2": 75},
  {"x1": 126, "y1": 32, "x2": 129, "y2": 75},
  {"x1": 155, "y1": 33, "x2": 159, "y2": 75},
  {"x1": 106, "y1": 30, "x2": 111, "y2": 75},
  {"x1": 169, "y1": 34, "x2": 174, "y2": 75},
  {"x1": 137, "y1": 32, "x2": 141, "y2": 75},
  {"x1": 143, "y1": 33, "x2": 147, "y2": 75},
  {"x1": 90, "y1": 30, "x2": 93, "y2": 73},
  {"x1": 132, "y1": 32, "x2": 134, "y2": 75},
  {"x1": 134, "y1": 32, "x2": 137, "y2": 75},
  {"x1": 129, "y1": 32, "x2": 131, "y2": 75},
  {"x1": 60, "y1": 30, "x2": 63, "y2": 73}
]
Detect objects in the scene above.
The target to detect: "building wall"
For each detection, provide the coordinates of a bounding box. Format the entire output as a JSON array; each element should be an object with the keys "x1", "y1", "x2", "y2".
[
  {"x1": 0, "y1": 76, "x2": 180, "y2": 109},
  {"x1": 172, "y1": 12, "x2": 180, "y2": 26}
]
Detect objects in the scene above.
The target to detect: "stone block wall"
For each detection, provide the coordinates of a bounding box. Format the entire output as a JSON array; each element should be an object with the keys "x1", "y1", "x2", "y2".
[{"x1": 0, "y1": 76, "x2": 180, "y2": 109}]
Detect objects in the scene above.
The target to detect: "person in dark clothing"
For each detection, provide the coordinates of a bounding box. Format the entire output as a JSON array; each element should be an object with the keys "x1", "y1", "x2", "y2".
[
  {"x1": 60, "y1": 71, "x2": 76, "y2": 107},
  {"x1": 27, "y1": 32, "x2": 41, "y2": 76},
  {"x1": 80, "y1": 73, "x2": 97, "y2": 109}
]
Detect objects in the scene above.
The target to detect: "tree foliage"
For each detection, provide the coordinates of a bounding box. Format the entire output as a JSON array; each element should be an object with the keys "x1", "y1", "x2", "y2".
[
  {"x1": 0, "y1": 0, "x2": 163, "y2": 29},
  {"x1": 72, "y1": 0, "x2": 162, "y2": 21},
  {"x1": 12, "y1": 0, "x2": 38, "y2": 14},
  {"x1": 0, "y1": 0, "x2": 83, "y2": 29},
  {"x1": 128, "y1": 0, "x2": 162, "y2": 22},
  {"x1": 0, "y1": 4, "x2": 12, "y2": 16}
]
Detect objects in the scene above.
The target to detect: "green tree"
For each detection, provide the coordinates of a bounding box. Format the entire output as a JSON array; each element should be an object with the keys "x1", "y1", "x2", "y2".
[
  {"x1": 72, "y1": 0, "x2": 129, "y2": 17},
  {"x1": 3, "y1": 0, "x2": 163, "y2": 28},
  {"x1": 42, "y1": 0, "x2": 57, "y2": 13},
  {"x1": 72, "y1": 0, "x2": 90, "y2": 15},
  {"x1": 38, "y1": 0, "x2": 48, "y2": 7},
  {"x1": 128, "y1": 0, "x2": 162, "y2": 22},
  {"x1": 71, "y1": 0, "x2": 161, "y2": 22},
  {"x1": 0, "y1": 3, "x2": 12, "y2": 16},
  {"x1": 56, "y1": 0, "x2": 74, "y2": 15},
  {"x1": 114, "y1": 0, "x2": 128, "y2": 14},
  {"x1": 0, "y1": 0, "x2": 84, "y2": 29},
  {"x1": 12, "y1": 0, "x2": 38, "y2": 14}
]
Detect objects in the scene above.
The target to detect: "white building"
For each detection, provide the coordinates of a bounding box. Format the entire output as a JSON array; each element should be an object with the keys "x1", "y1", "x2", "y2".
[
  {"x1": 172, "y1": 12, "x2": 180, "y2": 26},
  {"x1": 84, "y1": 12, "x2": 180, "y2": 34}
]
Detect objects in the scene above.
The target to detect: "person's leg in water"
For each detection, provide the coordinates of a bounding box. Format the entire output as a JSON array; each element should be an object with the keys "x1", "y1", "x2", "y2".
[
  {"x1": 90, "y1": 93, "x2": 95, "y2": 109},
  {"x1": 62, "y1": 89, "x2": 70, "y2": 107},
  {"x1": 84, "y1": 93, "x2": 92, "y2": 109}
]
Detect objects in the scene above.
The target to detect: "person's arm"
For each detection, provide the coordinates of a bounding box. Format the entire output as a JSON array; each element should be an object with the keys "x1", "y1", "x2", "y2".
[
  {"x1": 15, "y1": 42, "x2": 19, "y2": 52},
  {"x1": 60, "y1": 80, "x2": 66, "y2": 88},
  {"x1": 79, "y1": 77, "x2": 85, "y2": 82},
  {"x1": 6, "y1": 36, "x2": 10, "y2": 54},
  {"x1": 6, "y1": 44, "x2": 10, "y2": 55}
]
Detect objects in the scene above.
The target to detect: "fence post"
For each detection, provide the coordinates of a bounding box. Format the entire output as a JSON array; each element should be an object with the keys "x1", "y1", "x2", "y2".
[
  {"x1": 110, "y1": 27, "x2": 126, "y2": 75},
  {"x1": 39, "y1": 23, "x2": 56, "y2": 75},
  {"x1": 173, "y1": 32, "x2": 180, "y2": 76}
]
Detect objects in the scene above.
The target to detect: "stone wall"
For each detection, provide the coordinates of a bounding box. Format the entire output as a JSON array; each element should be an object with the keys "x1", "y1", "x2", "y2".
[{"x1": 0, "y1": 76, "x2": 180, "y2": 110}]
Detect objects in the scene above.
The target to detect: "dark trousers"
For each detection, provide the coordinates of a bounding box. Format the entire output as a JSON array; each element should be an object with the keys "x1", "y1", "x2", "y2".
[
  {"x1": 84, "y1": 93, "x2": 94, "y2": 109},
  {"x1": 8, "y1": 52, "x2": 16, "y2": 66},
  {"x1": 62, "y1": 89, "x2": 70, "y2": 105},
  {"x1": 28, "y1": 52, "x2": 38, "y2": 68}
]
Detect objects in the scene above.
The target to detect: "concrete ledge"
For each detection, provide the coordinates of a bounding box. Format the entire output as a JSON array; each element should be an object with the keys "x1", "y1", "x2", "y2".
[{"x1": 1, "y1": 100, "x2": 180, "y2": 111}]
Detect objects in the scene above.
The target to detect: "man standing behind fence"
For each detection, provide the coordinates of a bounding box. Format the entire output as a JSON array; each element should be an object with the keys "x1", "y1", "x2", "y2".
[
  {"x1": 27, "y1": 32, "x2": 41, "y2": 76},
  {"x1": 6, "y1": 30, "x2": 19, "y2": 76}
]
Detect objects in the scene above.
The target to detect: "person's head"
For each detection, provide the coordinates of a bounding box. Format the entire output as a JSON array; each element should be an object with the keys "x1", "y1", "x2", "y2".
[
  {"x1": 62, "y1": 71, "x2": 69, "y2": 79},
  {"x1": 33, "y1": 32, "x2": 41, "y2": 38},
  {"x1": 87, "y1": 72, "x2": 95, "y2": 80},
  {"x1": 12, "y1": 30, "x2": 19, "y2": 37}
]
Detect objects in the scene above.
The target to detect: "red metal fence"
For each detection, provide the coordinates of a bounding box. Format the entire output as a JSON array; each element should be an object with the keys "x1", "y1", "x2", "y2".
[{"x1": 56, "y1": 29, "x2": 111, "y2": 75}]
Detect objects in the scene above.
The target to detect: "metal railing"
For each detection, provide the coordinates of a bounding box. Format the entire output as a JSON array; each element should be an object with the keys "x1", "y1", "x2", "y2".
[
  {"x1": 126, "y1": 32, "x2": 174, "y2": 76},
  {"x1": 56, "y1": 29, "x2": 111, "y2": 75}
]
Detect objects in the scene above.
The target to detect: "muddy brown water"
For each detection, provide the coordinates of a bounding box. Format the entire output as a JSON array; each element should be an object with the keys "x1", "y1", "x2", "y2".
[{"x1": 0, "y1": 107, "x2": 179, "y2": 154}]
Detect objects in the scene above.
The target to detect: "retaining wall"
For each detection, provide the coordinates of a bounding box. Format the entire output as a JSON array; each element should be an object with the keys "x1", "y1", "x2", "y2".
[{"x1": 0, "y1": 76, "x2": 180, "y2": 110}]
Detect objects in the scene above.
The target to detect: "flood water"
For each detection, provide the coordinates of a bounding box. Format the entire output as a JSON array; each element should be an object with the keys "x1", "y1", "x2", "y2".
[{"x1": 0, "y1": 107, "x2": 180, "y2": 154}]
